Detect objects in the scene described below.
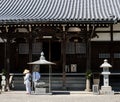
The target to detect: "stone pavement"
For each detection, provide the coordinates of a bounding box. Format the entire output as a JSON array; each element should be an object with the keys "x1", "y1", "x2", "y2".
[{"x1": 0, "y1": 91, "x2": 120, "y2": 102}]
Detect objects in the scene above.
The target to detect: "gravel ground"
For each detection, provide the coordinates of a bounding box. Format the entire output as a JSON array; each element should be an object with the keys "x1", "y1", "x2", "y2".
[{"x1": 0, "y1": 91, "x2": 120, "y2": 102}]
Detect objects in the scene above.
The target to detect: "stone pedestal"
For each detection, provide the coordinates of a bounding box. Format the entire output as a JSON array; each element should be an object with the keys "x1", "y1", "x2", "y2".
[
  {"x1": 85, "y1": 79, "x2": 91, "y2": 92},
  {"x1": 100, "y1": 86, "x2": 114, "y2": 95},
  {"x1": 35, "y1": 88, "x2": 46, "y2": 94}
]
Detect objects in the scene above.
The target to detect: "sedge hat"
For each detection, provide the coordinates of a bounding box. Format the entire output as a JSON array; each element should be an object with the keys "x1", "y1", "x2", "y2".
[{"x1": 23, "y1": 69, "x2": 30, "y2": 74}]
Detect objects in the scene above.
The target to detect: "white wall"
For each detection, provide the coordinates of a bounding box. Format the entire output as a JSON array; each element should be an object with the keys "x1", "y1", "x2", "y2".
[{"x1": 91, "y1": 23, "x2": 120, "y2": 41}]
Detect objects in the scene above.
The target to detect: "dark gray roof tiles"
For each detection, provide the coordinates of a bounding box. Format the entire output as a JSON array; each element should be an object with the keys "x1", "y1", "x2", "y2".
[{"x1": 0, "y1": 0, "x2": 120, "y2": 24}]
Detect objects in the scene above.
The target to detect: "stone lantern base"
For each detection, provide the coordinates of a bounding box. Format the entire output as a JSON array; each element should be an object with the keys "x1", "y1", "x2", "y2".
[{"x1": 100, "y1": 86, "x2": 114, "y2": 95}]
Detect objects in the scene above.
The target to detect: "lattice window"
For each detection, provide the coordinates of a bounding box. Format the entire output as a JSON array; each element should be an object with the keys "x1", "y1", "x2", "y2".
[
  {"x1": 99, "y1": 53, "x2": 110, "y2": 58},
  {"x1": 114, "y1": 53, "x2": 120, "y2": 58}
]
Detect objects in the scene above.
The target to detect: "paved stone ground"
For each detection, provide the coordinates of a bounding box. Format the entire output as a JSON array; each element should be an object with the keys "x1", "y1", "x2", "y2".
[{"x1": 0, "y1": 91, "x2": 120, "y2": 102}]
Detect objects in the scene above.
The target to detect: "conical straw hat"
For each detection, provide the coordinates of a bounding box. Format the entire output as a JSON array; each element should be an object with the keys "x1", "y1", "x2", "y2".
[{"x1": 23, "y1": 69, "x2": 30, "y2": 74}]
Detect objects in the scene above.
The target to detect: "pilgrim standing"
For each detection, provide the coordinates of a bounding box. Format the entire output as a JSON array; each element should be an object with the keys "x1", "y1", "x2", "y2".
[
  {"x1": 32, "y1": 67, "x2": 41, "y2": 91},
  {"x1": 23, "y1": 69, "x2": 31, "y2": 94}
]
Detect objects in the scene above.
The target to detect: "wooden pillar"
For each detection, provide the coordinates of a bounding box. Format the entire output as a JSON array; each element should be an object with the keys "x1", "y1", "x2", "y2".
[
  {"x1": 4, "y1": 32, "x2": 7, "y2": 75},
  {"x1": 28, "y1": 25, "x2": 33, "y2": 70},
  {"x1": 61, "y1": 25, "x2": 66, "y2": 89},
  {"x1": 86, "y1": 40, "x2": 91, "y2": 71},
  {"x1": 86, "y1": 24, "x2": 95, "y2": 71},
  {"x1": 29, "y1": 35, "x2": 32, "y2": 62},
  {"x1": 110, "y1": 24, "x2": 114, "y2": 66},
  {"x1": 85, "y1": 24, "x2": 94, "y2": 92},
  {"x1": 6, "y1": 38, "x2": 10, "y2": 91},
  {"x1": 4, "y1": 26, "x2": 10, "y2": 91},
  {"x1": 110, "y1": 24, "x2": 113, "y2": 42},
  {"x1": 86, "y1": 24, "x2": 91, "y2": 71},
  {"x1": 49, "y1": 39, "x2": 52, "y2": 92}
]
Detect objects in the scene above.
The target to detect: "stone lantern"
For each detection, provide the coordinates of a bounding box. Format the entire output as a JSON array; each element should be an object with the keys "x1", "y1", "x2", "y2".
[
  {"x1": 1, "y1": 75, "x2": 6, "y2": 92},
  {"x1": 100, "y1": 59, "x2": 114, "y2": 95}
]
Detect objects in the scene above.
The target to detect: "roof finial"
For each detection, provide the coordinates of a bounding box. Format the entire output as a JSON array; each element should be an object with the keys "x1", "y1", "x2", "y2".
[{"x1": 40, "y1": 52, "x2": 45, "y2": 60}]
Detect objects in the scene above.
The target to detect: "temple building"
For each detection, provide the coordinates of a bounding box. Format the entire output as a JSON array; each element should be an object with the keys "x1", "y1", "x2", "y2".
[{"x1": 0, "y1": 0, "x2": 120, "y2": 91}]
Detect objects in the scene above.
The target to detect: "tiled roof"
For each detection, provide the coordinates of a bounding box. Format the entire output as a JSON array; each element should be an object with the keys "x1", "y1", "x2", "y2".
[{"x1": 0, "y1": 0, "x2": 120, "y2": 24}]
